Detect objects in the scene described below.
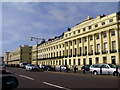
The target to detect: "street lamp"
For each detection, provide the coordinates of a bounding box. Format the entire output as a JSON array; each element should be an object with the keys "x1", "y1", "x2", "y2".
[{"x1": 30, "y1": 37, "x2": 45, "y2": 66}]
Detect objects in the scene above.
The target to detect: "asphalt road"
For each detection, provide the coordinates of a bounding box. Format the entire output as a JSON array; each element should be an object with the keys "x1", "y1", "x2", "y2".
[{"x1": 4, "y1": 67, "x2": 120, "y2": 90}]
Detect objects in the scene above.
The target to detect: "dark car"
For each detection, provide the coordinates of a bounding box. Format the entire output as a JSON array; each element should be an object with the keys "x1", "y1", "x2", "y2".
[
  {"x1": 81, "y1": 65, "x2": 90, "y2": 71},
  {"x1": 41, "y1": 65, "x2": 55, "y2": 71}
]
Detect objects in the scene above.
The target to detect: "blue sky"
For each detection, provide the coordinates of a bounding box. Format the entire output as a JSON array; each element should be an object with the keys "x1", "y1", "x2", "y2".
[{"x1": 2, "y1": 2, "x2": 118, "y2": 56}]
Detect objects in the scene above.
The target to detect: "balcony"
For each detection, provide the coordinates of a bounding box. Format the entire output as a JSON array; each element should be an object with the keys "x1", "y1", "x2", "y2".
[
  {"x1": 88, "y1": 53, "x2": 93, "y2": 55},
  {"x1": 95, "y1": 52, "x2": 100, "y2": 55},
  {"x1": 69, "y1": 55, "x2": 72, "y2": 57},
  {"x1": 102, "y1": 51, "x2": 108, "y2": 54},
  {"x1": 83, "y1": 53, "x2": 87, "y2": 56},
  {"x1": 110, "y1": 50, "x2": 117, "y2": 53},
  {"x1": 73, "y1": 55, "x2": 76, "y2": 57},
  {"x1": 64, "y1": 56, "x2": 68, "y2": 58},
  {"x1": 77, "y1": 54, "x2": 82, "y2": 56}
]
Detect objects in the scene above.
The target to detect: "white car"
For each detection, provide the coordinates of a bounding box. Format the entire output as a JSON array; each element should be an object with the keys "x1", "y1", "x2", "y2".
[
  {"x1": 55, "y1": 65, "x2": 68, "y2": 70},
  {"x1": 25, "y1": 64, "x2": 39, "y2": 71},
  {"x1": 90, "y1": 63, "x2": 120, "y2": 76},
  {"x1": 19, "y1": 63, "x2": 28, "y2": 68}
]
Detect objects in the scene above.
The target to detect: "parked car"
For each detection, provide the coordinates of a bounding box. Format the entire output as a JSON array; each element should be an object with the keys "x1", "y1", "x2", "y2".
[
  {"x1": 90, "y1": 63, "x2": 120, "y2": 76},
  {"x1": 0, "y1": 64, "x2": 6, "y2": 73},
  {"x1": 81, "y1": 65, "x2": 90, "y2": 71},
  {"x1": 55, "y1": 65, "x2": 69, "y2": 71},
  {"x1": 40, "y1": 65, "x2": 55, "y2": 71},
  {"x1": 19, "y1": 63, "x2": 28, "y2": 68},
  {"x1": 25, "y1": 64, "x2": 39, "y2": 71}
]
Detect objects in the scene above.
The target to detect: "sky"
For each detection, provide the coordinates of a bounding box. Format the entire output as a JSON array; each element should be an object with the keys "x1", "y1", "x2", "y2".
[{"x1": 1, "y1": 1, "x2": 118, "y2": 56}]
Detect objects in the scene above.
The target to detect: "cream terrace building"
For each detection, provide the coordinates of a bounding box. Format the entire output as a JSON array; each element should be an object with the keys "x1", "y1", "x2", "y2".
[
  {"x1": 7, "y1": 45, "x2": 32, "y2": 64},
  {"x1": 32, "y1": 12, "x2": 120, "y2": 69}
]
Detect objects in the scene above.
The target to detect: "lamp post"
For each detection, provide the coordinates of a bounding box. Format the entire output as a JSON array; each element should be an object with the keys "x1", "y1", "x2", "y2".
[{"x1": 30, "y1": 37, "x2": 45, "y2": 66}]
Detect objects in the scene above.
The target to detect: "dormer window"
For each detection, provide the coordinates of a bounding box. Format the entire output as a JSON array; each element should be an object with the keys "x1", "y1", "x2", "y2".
[
  {"x1": 83, "y1": 28, "x2": 86, "y2": 31},
  {"x1": 73, "y1": 31, "x2": 76, "y2": 34},
  {"x1": 89, "y1": 26, "x2": 92, "y2": 30},
  {"x1": 102, "y1": 22, "x2": 105, "y2": 25},
  {"x1": 78, "y1": 30, "x2": 80, "y2": 33},
  {"x1": 109, "y1": 19, "x2": 113, "y2": 23},
  {"x1": 95, "y1": 24, "x2": 98, "y2": 28}
]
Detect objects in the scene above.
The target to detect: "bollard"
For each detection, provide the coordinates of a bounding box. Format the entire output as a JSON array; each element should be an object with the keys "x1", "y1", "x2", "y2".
[
  {"x1": 60, "y1": 66, "x2": 61, "y2": 72},
  {"x1": 66, "y1": 66, "x2": 68, "y2": 73},
  {"x1": 74, "y1": 66, "x2": 77, "y2": 73},
  {"x1": 116, "y1": 66, "x2": 118, "y2": 76},
  {"x1": 83, "y1": 66, "x2": 85, "y2": 74},
  {"x1": 100, "y1": 66, "x2": 102, "y2": 75}
]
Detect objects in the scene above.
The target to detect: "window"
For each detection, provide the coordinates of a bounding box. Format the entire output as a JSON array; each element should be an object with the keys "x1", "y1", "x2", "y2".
[
  {"x1": 59, "y1": 44, "x2": 61, "y2": 48},
  {"x1": 85, "y1": 46, "x2": 87, "y2": 54},
  {"x1": 73, "y1": 31, "x2": 76, "y2": 34},
  {"x1": 83, "y1": 28, "x2": 86, "y2": 31},
  {"x1": 59, "y1": 60, "x2": 61, "y2": 65},
  {"x1": 90, "y1": 35, "x2": 93, "y2": 40},
  {"x1": 66, "y1": 34, "x2": 67, "y2": 37},
  {"x1": 78, "y1": 59, "x2": 80, "y2": 65},
  {"x1": 102, "y1": 22, "x2": 105, "y2": 25},
  {"x1": 84, "y1": 37, "x2": 87, "y2": 42},
  {"x1": 69, "y1": 59, "x2": 71, "y2": 65},
  {"x1": 95, "y1": 24, "x2": 98, "y2": 28},
  {"x1": 83, "y1": 58, "x2": 86, "y2": 65},
  {"x1": 79, "y1": 38, "x2": 82, "y2": 43},
  {"x1": 112, "y1": 41, "x2": 116, "y2": 50},
  {"x1": 60, "y1": 51, "x2": 61, "y2": 56},
  {"x1": 96, "y1": 57, "x2": 99, "y2": 64},
  {"x1": 79, "y1": 47, "x2": 82, "y2": 55},
  {"x1": 103, "y1": 57, "x2": 107, "y2": 63},
  {"x1": 70, "y1": 41, "x2": 72, "y2": 46},
  {"x1": 74, "y1": 48, "x2": 77, "y2": 55},
  {"x1": 73, "y1": 59, "x2": 76, "y2": 65},
  {"x1": 69, "y1": 33, "x2": 71, "y2": 36},
  {"x1": 111, "y1": 30, "x2": 115, "y2": 36},
  {"x1": 74, "y1": 40, "x2": 76, "y2": 45},
  {"x1": 90, "y1": 45, "x2": 93, "y2": 53},
  {"x1": 70, "y1": 49, "x2": 72, "y2": 56},
  {"x1": 63, "y1": 44, "x2": 64, "y2": 47},
  {"x1": 103, "y1": 32, "x2": 107, "y2": 38},
  {"x1": 97, "y1": 44, "x2": 100, "y2": 53},
  {"x1": 89, "y1": 26, "x2": 92, "y2": 30},
  {"x1": 96, "y1": 34, "x2": 99, "y2": 39},
  {"x1": 78, "y1": 30, "x2": 80, "y2": 33},
  {"x1": 104, "y1": 42, "x2": 108, "y2": 52},
  {"x1": 109, "y1": 19, "x2": 113, "y2": 23}
]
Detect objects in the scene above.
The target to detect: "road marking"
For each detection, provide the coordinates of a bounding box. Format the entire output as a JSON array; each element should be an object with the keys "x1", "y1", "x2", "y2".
[
  {"x1": 43, "y1": 82, "x2": 71, "y2": 90},
  {"x1": 20, "y1": 75, "x2": 34, "y2": 80}
]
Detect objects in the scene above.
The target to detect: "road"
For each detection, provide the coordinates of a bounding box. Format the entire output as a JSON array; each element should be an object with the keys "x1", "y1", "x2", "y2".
[{"x1": 4, "y1": 67, "x2": 120, "y2": 90}]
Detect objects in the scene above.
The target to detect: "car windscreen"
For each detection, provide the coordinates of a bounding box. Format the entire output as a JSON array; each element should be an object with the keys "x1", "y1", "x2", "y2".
[
  {"x1": 22, "y1": 63, "x2": 27, "y2": 65},
  {"x1": 108, "y1": 64, "x2": 117, "y2": 68},
  {"x1": 29, "y1": 65, "x2": 36, "y2": 66}
]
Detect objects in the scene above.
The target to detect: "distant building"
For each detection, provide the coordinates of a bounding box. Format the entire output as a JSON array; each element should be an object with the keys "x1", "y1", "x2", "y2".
[
  {"x1": 4, "y1": 52, "x2": 10, "y2": 64},
  {"x1": 31, "y1": 12, "x2": 120, "y2": 70},
  {"x1": 7, "y1": 45, "x2": 32, "y2": 64}
]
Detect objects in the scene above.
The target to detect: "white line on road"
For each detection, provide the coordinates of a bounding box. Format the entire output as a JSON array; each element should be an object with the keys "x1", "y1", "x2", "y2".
[
  {"x1": 20, "y1": 75, "x2": 34, "y2": 80},
  {"x1": 43, "y1": 82, "x2": 71, "y2": 90}
]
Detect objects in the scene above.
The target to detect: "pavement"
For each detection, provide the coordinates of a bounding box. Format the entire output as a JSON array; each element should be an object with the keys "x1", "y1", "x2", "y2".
[{"x1": 2, "y1": 67, "x2": 120, "y2": 90}]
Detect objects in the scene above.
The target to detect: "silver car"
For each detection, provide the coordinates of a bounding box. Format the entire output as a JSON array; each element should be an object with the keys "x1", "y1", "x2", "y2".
[
  {"x1": 90, "y1": 63, "x2": 120, "y2": 76},
  {"x1": 25, "y1": 64, "x2": 39, "y2": 71}
]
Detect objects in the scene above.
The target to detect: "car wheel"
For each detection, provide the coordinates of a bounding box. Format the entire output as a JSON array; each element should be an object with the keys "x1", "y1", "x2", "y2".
[{"x1": 93, "y1": 71, "x2": 98, "y2": 75}]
